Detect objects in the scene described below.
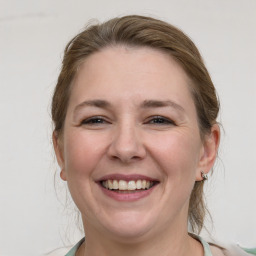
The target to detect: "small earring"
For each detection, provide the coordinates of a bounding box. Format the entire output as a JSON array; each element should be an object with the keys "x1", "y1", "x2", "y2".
[{"x1": 201, "y1": 171, "x2": 208, "y2": 181}]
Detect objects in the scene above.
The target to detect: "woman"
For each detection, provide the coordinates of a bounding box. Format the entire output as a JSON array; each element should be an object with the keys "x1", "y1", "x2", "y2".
[{"x1": 48, "y1": 15, "x2": 250, "y2": 256}]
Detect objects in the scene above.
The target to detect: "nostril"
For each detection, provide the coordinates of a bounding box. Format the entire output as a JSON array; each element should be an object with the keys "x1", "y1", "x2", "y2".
[
  {"x1": 108, "y1": 145, "x2": 146, "y2": 163},
  {"x1": 107, "y1": 128, "x2": 146, "y2": 162}
]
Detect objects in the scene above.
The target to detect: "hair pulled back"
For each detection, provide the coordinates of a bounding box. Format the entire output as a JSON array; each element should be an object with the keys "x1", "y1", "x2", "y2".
[{"x1": 52, "y1": 15, "x2": 219, "y2": 234}]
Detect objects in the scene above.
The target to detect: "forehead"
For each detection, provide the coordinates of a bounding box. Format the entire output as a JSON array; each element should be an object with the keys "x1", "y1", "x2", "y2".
[
  {"x1": 77, "y1": 46, "x2": 187, "y2": 80},
  {"x1": 68, "y1": 46, "x2": 195, "y2": 113}
]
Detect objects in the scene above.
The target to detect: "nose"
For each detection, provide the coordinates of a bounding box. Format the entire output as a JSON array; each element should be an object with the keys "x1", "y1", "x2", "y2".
[{"x1": 107, "y1": 123, "x2": 146, "y2": 163}]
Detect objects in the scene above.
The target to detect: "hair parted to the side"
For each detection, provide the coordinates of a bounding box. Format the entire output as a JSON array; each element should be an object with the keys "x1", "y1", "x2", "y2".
[{"x1": 52, "y1": 15, "x2": 219, "y2": 234}]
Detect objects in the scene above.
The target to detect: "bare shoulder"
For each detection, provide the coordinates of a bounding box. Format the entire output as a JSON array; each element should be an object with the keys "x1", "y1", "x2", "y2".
[
  {"x1": 210, "y1": 245, "x2": 226, "y2": 256},
  {"x1": 210, "y1": 243, "x2": 252, "y2": 256}
]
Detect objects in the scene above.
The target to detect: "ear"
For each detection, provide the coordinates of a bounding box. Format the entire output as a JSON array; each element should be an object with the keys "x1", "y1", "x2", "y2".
[
  {"x1": 52, "y1": 131, "x2": 67, "y2": 181},
  {"x1": 196, "y1": 124, "x2": 220, "y2": 181}
]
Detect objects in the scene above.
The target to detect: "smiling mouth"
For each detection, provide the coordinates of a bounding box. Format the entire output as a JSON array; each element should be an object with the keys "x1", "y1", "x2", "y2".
[{"x1": 100, "y1": 179, "x2": 159, "y2": 193}]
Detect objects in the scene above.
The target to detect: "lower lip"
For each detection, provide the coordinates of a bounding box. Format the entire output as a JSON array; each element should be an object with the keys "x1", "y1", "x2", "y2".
[{"x1": 98, "y1": 184, "x2": 157, "y2": 201}]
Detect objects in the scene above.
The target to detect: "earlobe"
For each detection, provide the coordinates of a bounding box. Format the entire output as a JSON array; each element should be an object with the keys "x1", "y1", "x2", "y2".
[
  {"x1": 52, "y1": 131, "x2": 67, "y2": 181},
  {"x1": 60, "y1": 169, "x2": 67, "y2": 181},
  {"x1": 196, "y1": 124, "x2": 220, "y2": 181}
]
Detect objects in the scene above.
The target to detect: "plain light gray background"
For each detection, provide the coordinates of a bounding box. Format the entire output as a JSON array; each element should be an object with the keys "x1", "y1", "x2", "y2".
[{"x1": 0, "y1": 0, "x2": 255, "y2": 255}]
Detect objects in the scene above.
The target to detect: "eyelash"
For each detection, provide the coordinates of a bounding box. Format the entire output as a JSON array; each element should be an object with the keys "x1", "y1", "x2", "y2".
[
  {"x1": 80, "y1": 116, "x2": 175, "y2": 126},
  {"x1": 81, "y1": 116, "x2": 108, "y2": 125},
  {"x1": 146, "y1": 116, "x2": 176, "y2": 126}
]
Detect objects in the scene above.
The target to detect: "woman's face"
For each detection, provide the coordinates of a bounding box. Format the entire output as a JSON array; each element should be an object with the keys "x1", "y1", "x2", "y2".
[{"x1": 54, "y1": 46, "x2": 218, "y2": 241}]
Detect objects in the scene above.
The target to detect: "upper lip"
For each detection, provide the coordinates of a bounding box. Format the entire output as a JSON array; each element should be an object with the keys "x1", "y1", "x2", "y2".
[{"x1": 96, "y1": 174, "x2": 159, "y2": 182}]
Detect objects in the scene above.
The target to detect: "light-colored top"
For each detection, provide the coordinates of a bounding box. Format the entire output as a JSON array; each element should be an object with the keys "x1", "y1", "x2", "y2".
[
  {"x1": 45, "y1": 234, "x2": 253, "y2": 256},
  {"x1": 63, "y1": 234, "x2": 213, "y2": 256},
  {"x1": 65, "y1": 238, "x2": 85, "y2": 256}
]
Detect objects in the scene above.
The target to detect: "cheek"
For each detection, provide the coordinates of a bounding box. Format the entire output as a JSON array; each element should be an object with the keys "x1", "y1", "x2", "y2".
[
  {"x1": 63, "y1": 130, "x2": 107, "y2": 178},
  {"x1": 143, "y1": 131, "x2": 202, "y2": 223},
  {"x1": 62, "y1": 130, "x2": 108, "y2": 213},
  {"x1": 147, "y1": 131, "x2": 201, "y2": 179}
]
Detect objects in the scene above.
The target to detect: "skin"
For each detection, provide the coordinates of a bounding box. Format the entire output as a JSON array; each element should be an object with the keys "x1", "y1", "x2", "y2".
[{"x1": 53, "y1": 46, "x2": 220, "y2": 256}]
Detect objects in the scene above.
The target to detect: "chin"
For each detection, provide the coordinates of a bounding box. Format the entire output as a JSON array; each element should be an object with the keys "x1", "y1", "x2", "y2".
[{"x1": 99, "y1": 211, "x2": 157, "y2": 242}]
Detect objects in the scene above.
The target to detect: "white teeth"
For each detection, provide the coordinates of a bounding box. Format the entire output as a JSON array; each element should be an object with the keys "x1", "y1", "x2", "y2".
[
  {"x1": 136, "y1": 180, "x2": 142, "y2": 189},
  {"x1": 128, "y1": 181, "x2": 136, "y2": 190},
  {"x1": 112, "y1": 180, "x2": 119, "y2": 189},
  {"x1": 142, "y1": 180, "x2": 146, "y2": 189},
  {"x1": 102, "y1": 179, "x2": 155, "y2": 191},
  {"x1": 119, "y1": 180, "x2": 128, "y2": 190},
  {"x1": 107, "y1": 180, "x2": 113, "y2": 189}
]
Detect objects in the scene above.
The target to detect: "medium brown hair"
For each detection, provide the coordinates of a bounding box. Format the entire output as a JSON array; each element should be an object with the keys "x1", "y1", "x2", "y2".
[{"x1": 52, "y1": 15, "x2": 219, "y2": 234}]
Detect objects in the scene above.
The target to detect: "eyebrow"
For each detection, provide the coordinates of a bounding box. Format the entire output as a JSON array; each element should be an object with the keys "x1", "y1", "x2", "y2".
[
  {"x1": 74, "y1": 99, "x2": 111, "y2": 113},
  {"x1": 73, "y1": 99, "x2": 185, "y2": 113},
  {"x1": 141, "y1": 100, "x2": 185, "y2": 112}
]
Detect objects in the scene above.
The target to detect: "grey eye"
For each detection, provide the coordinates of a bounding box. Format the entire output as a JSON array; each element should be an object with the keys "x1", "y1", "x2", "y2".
[
  {"x1": 148, "y1": 116, "x2": 175, "y2": 125},
  {"x1": 81, "y1": 116, "x2": 107, "y2": 125}
]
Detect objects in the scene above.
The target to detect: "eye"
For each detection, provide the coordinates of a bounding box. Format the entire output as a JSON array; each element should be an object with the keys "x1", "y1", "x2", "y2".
[
  {"x1": 81, "y1": 116, "x2": 109, "y2": 125},
  {"x1": 146, "y1": 116, "x2": 176, "y2": 125}
]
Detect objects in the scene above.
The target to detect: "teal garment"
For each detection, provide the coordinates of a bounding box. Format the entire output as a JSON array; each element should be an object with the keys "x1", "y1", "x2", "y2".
[
  {"x1": 240, "y1": 247, "x2": 256, "y2": 255},
  {"x1": 65, "y1": 238, "x2": 85, "y2": 256},
  {"x1": 65, "y1": 235, "x2": 213, "y2": 256},
  {"x1": 193, "y1": 235, "x2": 213, "y2": 256}
]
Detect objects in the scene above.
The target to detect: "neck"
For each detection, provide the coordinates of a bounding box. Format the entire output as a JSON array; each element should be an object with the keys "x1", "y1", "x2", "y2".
[{"x1": 77, "y1": 220, "x2": 203, "y2": 256}]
